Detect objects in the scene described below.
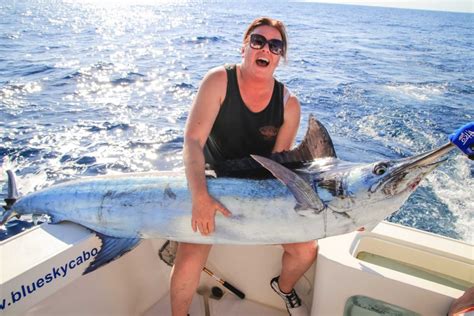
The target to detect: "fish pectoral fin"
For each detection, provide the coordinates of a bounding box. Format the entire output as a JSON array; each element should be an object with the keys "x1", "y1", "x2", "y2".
[
  {"x1": 84, "y1": 234, "x2": 141, "y2": 275},
  {"x1": 251, "y1": 155, "x2": 325, "y2": 215}
]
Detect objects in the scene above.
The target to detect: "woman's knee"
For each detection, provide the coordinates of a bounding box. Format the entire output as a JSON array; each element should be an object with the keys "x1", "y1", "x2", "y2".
[
  {"x1": 283, "y1": 240, "x2": 318, "y2": 260},
  {"x1": 175, "y1": 243, "x2": 212, "y2": 271}
]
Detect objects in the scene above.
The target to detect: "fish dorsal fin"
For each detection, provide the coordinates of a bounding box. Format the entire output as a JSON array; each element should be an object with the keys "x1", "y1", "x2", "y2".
[
  {"x1": 287, "y1": 114, "x2": 337, "y2": 160},
  {"x1": 211, "y1": 115, "x2": 336, "y2": 178},
  {"x1": 251, "y1": 155, "x2": 325, "y2": 216},
  {"x1": 266, "y1": 115, "x2": 336, "y2": 165}
]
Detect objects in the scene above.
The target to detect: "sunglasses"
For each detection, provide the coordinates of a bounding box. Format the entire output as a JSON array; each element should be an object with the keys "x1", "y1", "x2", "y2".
[{"x1": 249, "y1": 34, "x2": 284, "y2": 56}]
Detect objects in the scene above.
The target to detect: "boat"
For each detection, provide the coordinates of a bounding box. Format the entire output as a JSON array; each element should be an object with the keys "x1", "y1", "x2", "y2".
[{"x1": 1, "y1": 219, "x2": 472, "y2": 315}]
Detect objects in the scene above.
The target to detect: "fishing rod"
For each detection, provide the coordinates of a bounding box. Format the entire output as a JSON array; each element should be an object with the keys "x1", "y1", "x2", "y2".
[{"x1": 202, "y1": 267, "x2": 245, "y2": 299}]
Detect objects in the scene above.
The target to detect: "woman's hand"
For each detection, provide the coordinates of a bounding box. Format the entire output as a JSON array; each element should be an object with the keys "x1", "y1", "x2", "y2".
[{"x1": 191, "y1": 193, "x2": 232, "y2": 236}]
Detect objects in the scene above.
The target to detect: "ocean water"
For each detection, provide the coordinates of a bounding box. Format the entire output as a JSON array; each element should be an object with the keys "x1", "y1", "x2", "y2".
[{"x1": 0, "y1": 0, "x2": 473, "y2": 243}]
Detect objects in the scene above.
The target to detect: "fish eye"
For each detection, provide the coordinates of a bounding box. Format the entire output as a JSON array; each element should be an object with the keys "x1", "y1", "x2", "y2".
[{"x1": 373, "y1": 163, "x2": 388, "y2": 176}]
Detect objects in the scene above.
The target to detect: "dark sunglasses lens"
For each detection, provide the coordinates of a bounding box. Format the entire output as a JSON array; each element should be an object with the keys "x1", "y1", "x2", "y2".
[
  {"x1": 250, "y1": 34, "x2": 266, "y2": 49},
  {"x1": 268, "y1": 40, "x2": 283, "y2": 55}
]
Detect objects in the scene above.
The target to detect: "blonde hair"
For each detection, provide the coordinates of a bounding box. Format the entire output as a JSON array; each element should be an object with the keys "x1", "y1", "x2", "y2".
[{"x1": 243, "y1": 17, "x2": 288, "y2": 60}]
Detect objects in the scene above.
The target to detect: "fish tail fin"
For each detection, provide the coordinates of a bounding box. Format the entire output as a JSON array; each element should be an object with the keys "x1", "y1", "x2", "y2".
[{"x1": 1, "y1": 170, "x2": 20, "y2": 225}]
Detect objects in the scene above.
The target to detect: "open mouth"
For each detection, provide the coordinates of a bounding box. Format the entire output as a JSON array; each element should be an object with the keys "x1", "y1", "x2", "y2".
[{"x1": 256, "y1": 57, "x2": 269, "y2": 67}]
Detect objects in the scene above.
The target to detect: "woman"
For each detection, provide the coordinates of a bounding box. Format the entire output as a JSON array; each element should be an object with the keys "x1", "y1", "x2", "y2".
[{"x1": 171, "y1": 17, "x2": 317, "y2": 316}]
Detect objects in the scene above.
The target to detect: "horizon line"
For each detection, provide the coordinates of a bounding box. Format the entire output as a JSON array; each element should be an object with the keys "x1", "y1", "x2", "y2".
[{"x1": 296, "y1": 0, "x2": 474, "y2": 14}]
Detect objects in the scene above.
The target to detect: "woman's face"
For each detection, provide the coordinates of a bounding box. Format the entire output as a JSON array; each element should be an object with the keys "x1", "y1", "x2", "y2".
[{"x1": 242, "y1": 25, "x2": 283, "y2": 77}]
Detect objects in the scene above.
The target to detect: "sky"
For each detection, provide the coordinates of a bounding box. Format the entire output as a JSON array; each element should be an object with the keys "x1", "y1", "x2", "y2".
[{"x1": 301, "y1": 0, "x2": 474, "y2": 13}]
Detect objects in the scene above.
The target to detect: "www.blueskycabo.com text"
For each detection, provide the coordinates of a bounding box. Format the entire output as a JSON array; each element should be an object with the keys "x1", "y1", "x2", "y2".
[{"x1": 1, "y1": 248, "x2": 98, "y2": 311}]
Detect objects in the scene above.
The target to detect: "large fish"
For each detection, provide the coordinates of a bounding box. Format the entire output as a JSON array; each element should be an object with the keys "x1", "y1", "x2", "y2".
[{"x1": 0, "y1": 116, "x2": 458, "y2": 273}]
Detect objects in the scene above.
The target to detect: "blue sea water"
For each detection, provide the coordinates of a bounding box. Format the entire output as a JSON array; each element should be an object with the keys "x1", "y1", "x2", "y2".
[{"x1": 0, "y1": 0, "x2": 473, "y2": 242}]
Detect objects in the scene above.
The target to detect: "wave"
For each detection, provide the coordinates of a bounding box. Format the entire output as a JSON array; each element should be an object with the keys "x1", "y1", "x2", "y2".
[
  {"x1": 428, "y1": 156, "x2": 474, "y2": 243},
  {"x1": 384, "y1": 82, "x2": 447, "y2": 101},
  {"x1": 184, "y1": 36, "x2": 224, "y2": 44},
  {"x1": 75, "y1": 156, "x2": 96, "y2": 165},
  {"x1": 0, "y1": 81, "x2": 42, "y2": 98},
  {"x1": 110, "y1": 74, "x2": 144, "y2": 86},
  {"x1": 157, "y1": 136, "x2": 184, "y2": 153},
  {"x1": 85, "y1": 122, "x2": 131, "y2": 132},
  {"x1": 11, "y1": 64, "x2": 55, "y2": 77}
]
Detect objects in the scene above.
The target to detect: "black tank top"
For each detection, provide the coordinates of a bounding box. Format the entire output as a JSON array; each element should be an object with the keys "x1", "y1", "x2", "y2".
[{"x1": 204, "y1": 64, "x2": 284, "y2": 166}]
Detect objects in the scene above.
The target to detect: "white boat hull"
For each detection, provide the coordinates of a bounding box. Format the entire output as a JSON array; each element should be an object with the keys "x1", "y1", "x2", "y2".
[{"x1": 1, "y1": 221, "x2": 472, "y2": 315}]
